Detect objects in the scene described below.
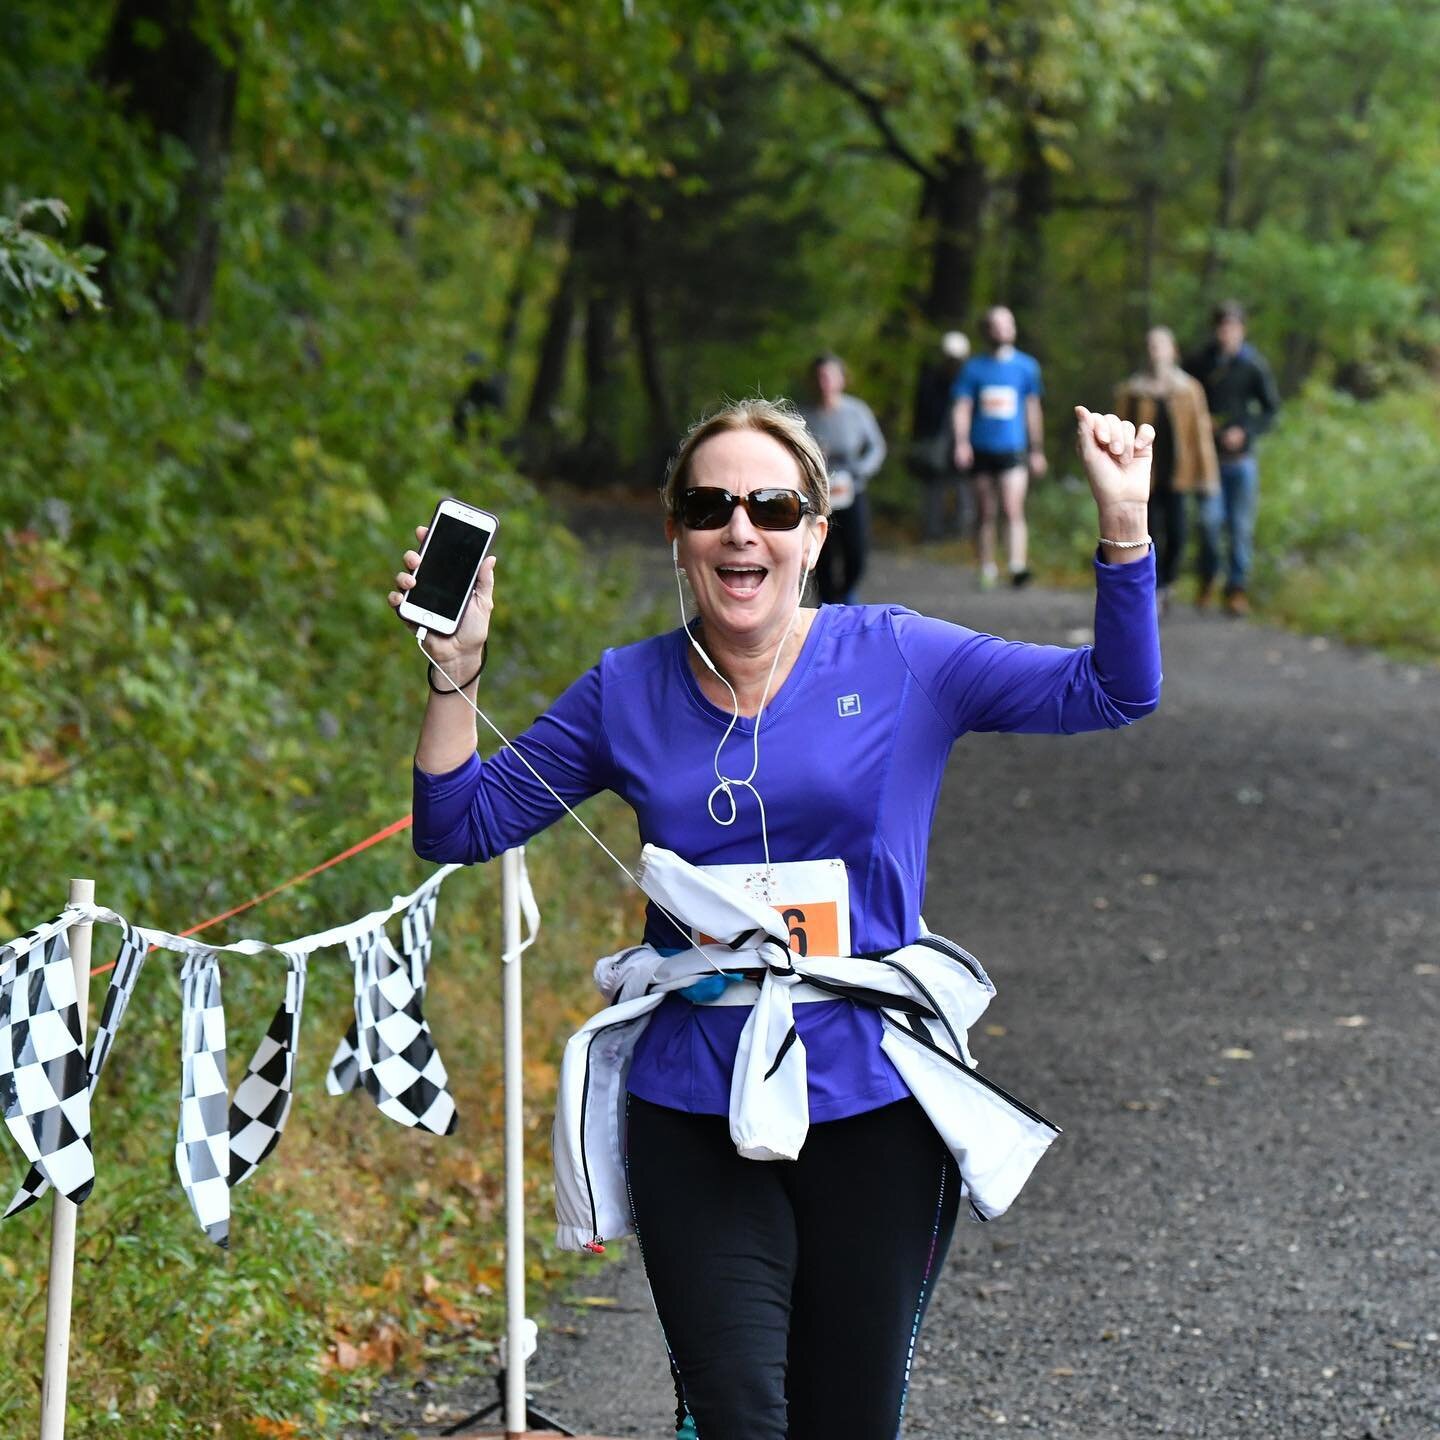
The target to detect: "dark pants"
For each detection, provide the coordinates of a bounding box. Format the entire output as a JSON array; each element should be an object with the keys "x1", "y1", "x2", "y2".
[
  {"x1": 816, "y1": 493, "x2": 870, "y2": 604},
  {"x1": 626, "y1": 1095, "x2": 960, "y2": 1440},
  {"x1": 1148, "y1": 486, "x2": 1187, "y2": 590},
  {"x1": 922, "y1": 473, "x2": 970, "y2": 542}
]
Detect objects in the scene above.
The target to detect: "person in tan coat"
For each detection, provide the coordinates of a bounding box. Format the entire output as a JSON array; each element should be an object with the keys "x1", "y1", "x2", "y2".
[{"x1": 1115, "y1": 326, "x2": 1220, "y2": 612}]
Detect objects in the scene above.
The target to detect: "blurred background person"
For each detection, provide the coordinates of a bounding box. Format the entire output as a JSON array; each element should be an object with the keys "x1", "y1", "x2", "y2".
[
  {"x1": 908, "y1": 330, "x2": 972, "y2": 543},
  {"x1": 1114, "y1": 325, "x2": 1219, "y2": 614},
  {"x1": 801, "y1": 352, "x2": 887, "y2": 603},
  {"x1": 1186, "y1": 301, "x2": 1282, "y2": 615},
  {"x1": 951, "y1": 305, "x2": 1046, "y2": 589}
]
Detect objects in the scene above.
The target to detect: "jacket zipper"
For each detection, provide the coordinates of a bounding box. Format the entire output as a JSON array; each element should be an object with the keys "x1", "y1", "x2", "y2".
[
  {"x1": 912, "y1": 933, "x2": 989, "y2": 987},
  {"x1": 577, "y1": 1014, "x2": 637, "y2": 1250},
  {"x1": 885, "y1": 1014, "x2": 1061, "y2": 1133},
  {"x1": 871, "y1": 953, "x2": 971, "y2": 1058}
]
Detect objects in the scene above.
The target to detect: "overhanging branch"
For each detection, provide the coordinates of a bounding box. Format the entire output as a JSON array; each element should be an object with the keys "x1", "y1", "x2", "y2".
[{"x1": 783, "y1": 35, "x2": 939, "y2": 185}]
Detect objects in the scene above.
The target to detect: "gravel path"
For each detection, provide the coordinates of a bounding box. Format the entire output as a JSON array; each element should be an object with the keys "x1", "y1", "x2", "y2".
[{"x1": 381, "y1": 543, "x2": 1440, "y2": 1439}]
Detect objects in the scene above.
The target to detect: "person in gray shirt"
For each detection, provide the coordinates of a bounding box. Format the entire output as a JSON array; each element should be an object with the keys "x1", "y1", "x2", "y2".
[{"x1": 800, "y1": 353, "x2": 887, "y2": 603}]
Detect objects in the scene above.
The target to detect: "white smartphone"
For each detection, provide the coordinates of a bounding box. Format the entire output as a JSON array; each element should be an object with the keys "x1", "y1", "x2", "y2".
[{"x1": 398, "y1": 497, "x2": 499, "y2": 636}]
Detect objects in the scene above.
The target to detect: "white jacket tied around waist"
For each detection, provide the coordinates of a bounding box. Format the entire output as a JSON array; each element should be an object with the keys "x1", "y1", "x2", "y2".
[{"x1": 552, "y1": 846, "x2": 1061, "y2": 1252}]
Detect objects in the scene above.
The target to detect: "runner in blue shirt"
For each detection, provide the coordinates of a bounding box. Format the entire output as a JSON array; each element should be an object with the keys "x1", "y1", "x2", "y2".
[
  {"x1": 951, "y1": 305, "x2": 1047, "y2": 589},
  {"x1": 390, "y1": 397, "x2": 1159, "y2": 1440}
]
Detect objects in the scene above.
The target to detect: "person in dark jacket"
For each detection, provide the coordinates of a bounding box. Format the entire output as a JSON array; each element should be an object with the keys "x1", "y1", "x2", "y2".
[
  {"x1": 1186, "y1": 301, "x2": 1281, "y2": 615},
  {"x1": 908, "y1": 331, "x2": 971, "y2": 542}
]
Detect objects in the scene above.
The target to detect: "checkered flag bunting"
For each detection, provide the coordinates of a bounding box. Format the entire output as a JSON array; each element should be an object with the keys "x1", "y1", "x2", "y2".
[
  {"x1": 229, "y1": 954, "x2": 308, "y2": 1188},
  {"x1": 332, "y1": 890, "x2": 457, "y2": 1135},
  {"x1": 5, "y1": 919, "x2": 151, "y2": 1217},
  {"x1": 325, "y1": 1019, "x2": 360, "y2": 1097},
  {"x1": 327, "y1": 879, "x2": 444, "y2": 1098},
  {"x1": 401, "y1": 883, "x2": 439, "y2": 981},
  {"x1": 0, "y1": 926, "x2": 95, "y2": 1209},
  {"x1": 175, "y1": 952, "x2": 231, "y2": 1247}
]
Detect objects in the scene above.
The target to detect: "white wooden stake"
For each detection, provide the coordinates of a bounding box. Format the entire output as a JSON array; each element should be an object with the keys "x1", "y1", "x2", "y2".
[
  {"x1": 39, "y1": 878, "x2": 95, "y2": 1440},
  {"x1": 500, "y1": 848, "x2": 527, "y2": 1439}
]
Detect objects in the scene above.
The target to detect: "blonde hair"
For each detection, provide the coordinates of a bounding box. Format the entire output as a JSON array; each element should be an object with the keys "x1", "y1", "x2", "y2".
[{"x1": 661, "y1": 398, "x2": 831, "y2": 520}]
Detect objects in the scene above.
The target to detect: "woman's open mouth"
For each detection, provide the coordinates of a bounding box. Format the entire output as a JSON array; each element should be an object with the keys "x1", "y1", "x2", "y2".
[{"x1": 715, "y1": 564, "x2": 768, "y2": 598}]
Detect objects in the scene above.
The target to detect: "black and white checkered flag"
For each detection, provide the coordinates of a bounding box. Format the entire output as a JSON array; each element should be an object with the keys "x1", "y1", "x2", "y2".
[
  {"x1": 327, "y1": 885, "x2": 456, "y2": 1135},
  {"x1": 0, "y1": 924, "x2": 95, "y2": 1208},
  {"x1": 324, "y1": 1019, "x2": 360, "y2": 1097},
  {"x1": 228, "y1": 953, "x2": 308, "y2": 1188},
  {"x1": 401, "y1": 884, "x2": 439, "y2": 980},
  {"x1": 324, "y1": 884, "x2": 441, "y2": 1099},
  {"x1": 175, "y1": 952, "x2": 230, "y2": 1248},
  {"x1": 5, "y1": 919, "x2": 150, "y2": 1217}
]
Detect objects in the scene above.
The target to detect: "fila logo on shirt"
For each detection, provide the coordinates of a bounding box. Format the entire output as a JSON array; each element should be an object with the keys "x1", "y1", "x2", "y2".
[{"x1": 836, "y1": 693, "x2": 862, "y2": 718}]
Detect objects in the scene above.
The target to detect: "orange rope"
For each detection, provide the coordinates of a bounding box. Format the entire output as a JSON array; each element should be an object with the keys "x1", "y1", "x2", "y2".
[{"x1": 88, "y1": 814, "x2": 415, "y2": 977}]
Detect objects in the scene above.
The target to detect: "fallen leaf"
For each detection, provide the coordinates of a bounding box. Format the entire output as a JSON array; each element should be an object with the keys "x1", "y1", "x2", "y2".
[
  {"x1": 1123, "y1": 1099, "x2": 1160, "y2": 1112},
  {"x1": 329, "y1": 1339, "x2": 363, "y2": 1371},
  {"x1": 1139, "y1": 873, "x2": 1160, "y2": 887},
  {"x1": 1220, "y1": 1047, "x2": 1254, "y2": 1061},
  {"x1": 984, "y1": 1024, "x2": 1007, "y2": 1038},
  {"x1": 976, "y1": 1281, "x2": 1014, "y2": 1300},
  {"x1": 1413, "y1": 964, "x2": 1437, "y2": 976},
  {"x1": 1282, "y1": 1028, "x2": 1310, "y2": 1042},
  {"x1": 1388, "y1": 1339, "x2": 1416, "y2": 1351},
  {"x1": 1333, "y1": 1015, "x2": 1368, "y2": 1028},
  {"x1": 574, "y1": 1295, "x2": 619, "y2": 1307},
  {"x1": 1092, "y1": 897, "x2": 1110, "y2": 911},
  {"x1": 1051, "y1": 1366, "x2": 1076, "y2": 1379}
]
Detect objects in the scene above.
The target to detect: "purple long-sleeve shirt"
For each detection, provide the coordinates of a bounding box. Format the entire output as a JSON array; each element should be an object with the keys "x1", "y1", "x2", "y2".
[{"x1": 415, "y1": 553, "x2": 1161, "y2": 1120}]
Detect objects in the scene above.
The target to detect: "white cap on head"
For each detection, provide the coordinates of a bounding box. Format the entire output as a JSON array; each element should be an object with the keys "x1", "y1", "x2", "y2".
[{"x1": 941, "y1": 330, "x2": 970, "y2": 361}]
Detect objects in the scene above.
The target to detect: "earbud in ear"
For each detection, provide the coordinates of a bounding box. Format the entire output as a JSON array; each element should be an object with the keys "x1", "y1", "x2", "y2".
[
  {"x1": 672, "y1": 538, "x2": 684, "y2": 574},
  {"x1": 807, "y1": 543, "x2": 818, "y2": 570}
]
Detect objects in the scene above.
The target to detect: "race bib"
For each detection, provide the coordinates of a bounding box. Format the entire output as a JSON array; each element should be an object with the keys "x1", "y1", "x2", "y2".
[
  {"x1": 696, "y1": 859, "x2": 851, "y2": 958},
  {"x1": 979, "y1": 385, "x2": 1019, "y2": 420},
  {"x1": 828, "y1": 469, "x2": 855, "y2": 511}
]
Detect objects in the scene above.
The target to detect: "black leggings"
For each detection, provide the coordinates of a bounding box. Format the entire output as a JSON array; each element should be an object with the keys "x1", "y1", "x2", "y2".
[
  {"x1": 625, "y1": 1095, "x2": 960, "y2": 1439},
  {"x1": 815, "y1": 493, "x2": 871, "y2": 604}
]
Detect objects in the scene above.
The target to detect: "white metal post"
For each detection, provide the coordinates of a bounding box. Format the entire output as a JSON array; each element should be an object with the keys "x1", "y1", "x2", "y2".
[
  {"x1": 39, "y1": 878, "x2": 95, "y2": 1440},
  {"x1": 500, "y1": 848, "x2": 527, "y2": 1438}
]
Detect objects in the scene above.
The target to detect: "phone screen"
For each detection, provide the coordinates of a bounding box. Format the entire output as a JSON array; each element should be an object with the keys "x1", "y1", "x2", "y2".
[{"x1": 410, "y1": 510, "x2": 495, "y2": 622}]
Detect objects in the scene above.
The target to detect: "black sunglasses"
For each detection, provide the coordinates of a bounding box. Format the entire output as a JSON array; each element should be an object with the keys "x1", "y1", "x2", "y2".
[{"x1": 677, "y1": 487, "x2": 815, "y2": 531}]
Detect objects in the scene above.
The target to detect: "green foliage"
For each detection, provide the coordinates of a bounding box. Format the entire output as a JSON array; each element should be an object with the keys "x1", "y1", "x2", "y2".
[
  {"x1": 1247, "y1": 384, "x2": 1440, "y2": 659},
  {"x1": 0, "y1": 199, "x2": 103, "y2": 388}
]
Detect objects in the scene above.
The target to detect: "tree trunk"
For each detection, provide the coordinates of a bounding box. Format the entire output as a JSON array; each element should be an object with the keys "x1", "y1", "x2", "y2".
[
  {"x1": 922, "y1": 123, "x2": 987, "y2": 329},
  {"x1": 624, "y1": 203, "x2": 675, "y2": 458},
  {"x1": 1134, "y1": 178, "x2": 1160, "y2": 337},
  {"x1": 524, "y1": 217, "x2": 579, "y2": 430},
  {"x1": 581, "y1": 289, "x2": 621, "y2": 460},
  {"x1": 1199, "y1": 44, "x2": 1268, "y2": 299},
  {"x1": 1007, "y1": 114, "x2": 1054, "y2": 342},
  {"x1": 88, "y1": 0, "x2": 241, "y2": 328}
]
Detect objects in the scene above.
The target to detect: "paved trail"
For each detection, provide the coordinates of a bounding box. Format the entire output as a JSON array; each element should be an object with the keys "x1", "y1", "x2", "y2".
[{"x1": 387, "y1": 544, "x2": 1440, "y2": 1440}]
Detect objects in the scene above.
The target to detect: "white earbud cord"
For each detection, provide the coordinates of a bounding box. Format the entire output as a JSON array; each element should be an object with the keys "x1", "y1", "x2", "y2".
[
  {"x1": 673, "y1": 541, "x2": 810, "y2": 880},
  {"x1": 415, "y1": 628, "x2": 712, "y2": 964}
]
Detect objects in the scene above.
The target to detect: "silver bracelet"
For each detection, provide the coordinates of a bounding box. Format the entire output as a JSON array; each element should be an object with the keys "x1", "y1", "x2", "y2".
[{"x1": 1098, "y1": 535, "x2": 1152, "y2": 549}]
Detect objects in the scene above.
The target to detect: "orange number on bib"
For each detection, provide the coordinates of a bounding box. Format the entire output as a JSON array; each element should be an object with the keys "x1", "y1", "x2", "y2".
[{"x1": 776, "y1": 902, "x2": 839, "y2": 957}]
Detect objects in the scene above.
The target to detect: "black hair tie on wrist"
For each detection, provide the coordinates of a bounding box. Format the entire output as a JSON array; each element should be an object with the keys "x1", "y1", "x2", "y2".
[{"x1": 427, "y1": 644, "x2": 487, "y2": 695}]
